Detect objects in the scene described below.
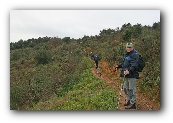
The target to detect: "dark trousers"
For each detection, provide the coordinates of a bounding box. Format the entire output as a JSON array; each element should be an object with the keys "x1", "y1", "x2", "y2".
[{"x1": 95, "y1": 60, "x2": 98, "y2": 69}]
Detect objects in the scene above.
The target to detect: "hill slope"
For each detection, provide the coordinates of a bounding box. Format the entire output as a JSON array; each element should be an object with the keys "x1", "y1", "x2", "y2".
[{"x1": 10, "y1": 22, "x2": 160, "y2": 110}]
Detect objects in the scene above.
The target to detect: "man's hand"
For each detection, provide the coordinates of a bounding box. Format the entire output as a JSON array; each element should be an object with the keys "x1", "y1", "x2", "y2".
[{"x1": 124, "y1": 70, "x2": 130, "y2": 75}]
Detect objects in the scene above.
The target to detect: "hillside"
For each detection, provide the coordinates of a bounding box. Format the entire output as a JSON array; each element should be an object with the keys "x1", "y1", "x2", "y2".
[{"x1": 10, "y1": 22, "x2": 160, "y2": 110}]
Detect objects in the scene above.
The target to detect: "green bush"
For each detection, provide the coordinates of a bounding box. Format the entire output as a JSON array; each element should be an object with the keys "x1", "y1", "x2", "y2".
[
  {"x1": 35, "y1": 49, "x2": 52, "y2": 65},
  {"x1": 10, "y1": 50, "x2": 21, "y2": 61}
]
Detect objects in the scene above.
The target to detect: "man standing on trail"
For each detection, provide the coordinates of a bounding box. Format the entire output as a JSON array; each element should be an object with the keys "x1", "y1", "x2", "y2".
[
  {"x1": 116, "y1": 43, "x2": 139, "y2": 109},
  {"x1": 93, "y1": 54, "x2": 99, "y2": 69},
  {"x1": 90, "y1": 52, "x2": 99, "y2": 69}
]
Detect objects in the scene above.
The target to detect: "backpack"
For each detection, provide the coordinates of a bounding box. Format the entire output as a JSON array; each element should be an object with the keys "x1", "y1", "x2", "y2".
[
  {"x1": 130, "y1": 53, "x2": 145, "y2": 72},
  {"x1": 137, "y1": 54, "x2": 145, "y2": 72},
  {"x1": 94, "y1": 55, "x2": 99, "y2": 61}
]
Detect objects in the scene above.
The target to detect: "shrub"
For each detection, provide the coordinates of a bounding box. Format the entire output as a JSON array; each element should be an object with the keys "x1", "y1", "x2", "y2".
[
  {"x1": 35, "y1": 49, "x2": 52, "y2": 65},
  {"x1": 10, "y1": 50, "x2": 21, "y2": 61}
]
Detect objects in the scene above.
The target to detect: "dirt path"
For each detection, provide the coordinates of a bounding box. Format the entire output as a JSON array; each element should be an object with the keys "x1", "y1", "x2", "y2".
[
  {"x1": 91, "y1": 63, "x2": 160, "y2": 110},
  {"x1": 91, "y1": 67, "x2": 128, "y2": 110}
]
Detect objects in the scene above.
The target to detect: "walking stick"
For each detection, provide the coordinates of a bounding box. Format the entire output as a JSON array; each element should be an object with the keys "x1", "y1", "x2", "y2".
[
  {"x1": 120, "y1": 74, "x2": 125, "y2": 96},
  {"x1": 117, "y1": 74, "x2": 125, "y2": 109}
]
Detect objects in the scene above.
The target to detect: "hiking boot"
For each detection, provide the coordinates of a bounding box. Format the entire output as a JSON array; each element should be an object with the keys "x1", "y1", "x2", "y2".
[
  {"x1": 125, "y1": 103, "x2": 136, "y2": 109},
  {"x1": 124, "y1": 100, "x2": 130, "y2": 106}
]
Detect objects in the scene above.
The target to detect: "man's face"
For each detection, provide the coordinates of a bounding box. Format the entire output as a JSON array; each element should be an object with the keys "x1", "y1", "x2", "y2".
[{"x1": 126, "y1": 47, "x2": 133, "y2": 52}]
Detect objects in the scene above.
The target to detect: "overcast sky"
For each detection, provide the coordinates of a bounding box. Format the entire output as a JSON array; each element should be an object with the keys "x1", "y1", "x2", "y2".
[{"x1": 10, "y1": 10, "x2": 160, "y2": 42}]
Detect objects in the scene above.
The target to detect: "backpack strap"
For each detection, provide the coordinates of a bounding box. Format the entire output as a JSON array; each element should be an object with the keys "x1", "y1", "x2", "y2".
[{"x1": 129, "y1": 52, "x2": 139, "y2": 72}]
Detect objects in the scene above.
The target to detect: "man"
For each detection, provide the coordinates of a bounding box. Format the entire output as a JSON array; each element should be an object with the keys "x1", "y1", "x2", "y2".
[
  {"x1": 94, "y1": 55, "x2": 99, "y2": 69},
  {"x1": 116, "y1": 43, "x2": 139, "y2": 109},
  {"x1": 90, "y1": 52, "x2": 99, "y2": 69}
]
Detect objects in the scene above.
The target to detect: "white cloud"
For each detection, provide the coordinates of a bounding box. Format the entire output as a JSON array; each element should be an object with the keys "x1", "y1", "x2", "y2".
[{"x1": 10, "y1": 10, "x2": 160, "y2": 42}]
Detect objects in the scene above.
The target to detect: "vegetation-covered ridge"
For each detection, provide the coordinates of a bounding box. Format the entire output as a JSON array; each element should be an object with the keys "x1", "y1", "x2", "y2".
[{"x1": 10, "y1": 22, "x2": 160, "y2": 110}]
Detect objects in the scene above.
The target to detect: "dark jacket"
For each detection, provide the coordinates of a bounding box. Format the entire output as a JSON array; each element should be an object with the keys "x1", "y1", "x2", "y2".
[{"x1": 118, "y1": 49, "x2": 139, "y2": 79}]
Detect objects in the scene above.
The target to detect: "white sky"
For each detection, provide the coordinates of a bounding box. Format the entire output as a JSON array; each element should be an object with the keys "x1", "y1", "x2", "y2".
[{"x1": 10, "y1": 10, "x2": 160, "y2": 42}]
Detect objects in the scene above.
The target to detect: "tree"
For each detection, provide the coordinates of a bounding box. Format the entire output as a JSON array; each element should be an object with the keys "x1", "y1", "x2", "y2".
[
  {"x1": 132, "y1": 23, "x2": 142, "y2": 38},
  {"x1": 121, "y1": 23, "x2": 132, "y2": 32},
  {"x1": 152, "y1": 22, "x2": 160, "y2": 30},
  {"x1": 122, "y1": 28, "x2": 132, "y2": 41},
  {"x1": 62, "y1": 37, "x2": 71, "y2": 44},
  {"x1": 10, "y1": 42, "x2": 14, "y2": 50}
]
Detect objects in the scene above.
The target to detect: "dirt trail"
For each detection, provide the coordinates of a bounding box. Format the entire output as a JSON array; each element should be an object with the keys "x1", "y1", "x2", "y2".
[{"x1": 91, "y1": 62, "x2": 160, "y2": 110}]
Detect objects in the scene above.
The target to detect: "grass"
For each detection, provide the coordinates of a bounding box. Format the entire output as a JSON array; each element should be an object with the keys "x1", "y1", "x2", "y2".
[
  {"x1": 31, "y1": 67, "x2": 118, "y2": 110},
  {"x1": 54, "y1": 69, "x2": 118, "y2": 110}
]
